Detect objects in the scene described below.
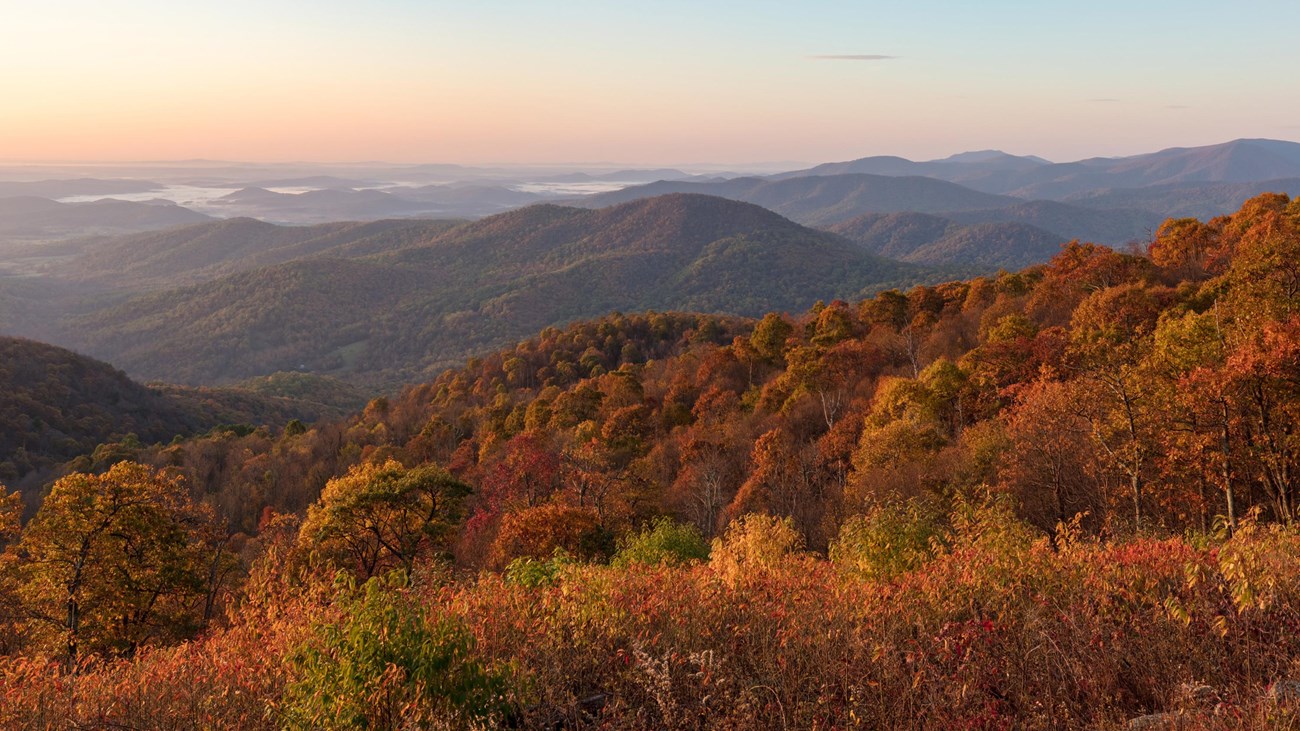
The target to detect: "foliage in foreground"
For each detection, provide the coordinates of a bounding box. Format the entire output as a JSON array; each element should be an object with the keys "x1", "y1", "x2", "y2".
[
  {"x1": 283, "y1": 572, "x2": 509, "y2": 729},
  {"x1": 6, "y1": 505, "x2": 1300, "y2": 729}
]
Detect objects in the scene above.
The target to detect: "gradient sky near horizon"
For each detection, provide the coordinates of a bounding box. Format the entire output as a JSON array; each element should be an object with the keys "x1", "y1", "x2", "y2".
[{"x1": 3, "y1": 0, "x2": 1298, "y2": 166}]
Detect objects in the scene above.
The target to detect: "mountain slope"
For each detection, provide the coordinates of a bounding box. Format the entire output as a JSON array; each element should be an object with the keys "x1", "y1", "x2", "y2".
[
  {"x1": 0, "y1": 196, "x2": 212, "y2": 239},
  {"x1": 827, "y1": 212, "x2": 1067, "y2": 268},
  {"x1": 57, "y1": 194, "x2": 934, "y2": 386},
  {"x1": 575, "y1": 174, "x2": 1020, "y2": 225},
  {"x1": 941, "y1": 200, "x2": 1165, "y2": 245},
  {"x1": 65, "y1": 217, "x2": 462, "y2": 288},
  {"x1": 0, "y1": 336, "x2": 329, "y2": 489},
  {"x1": 1063, "y1": 178, "x2": 1300, "y2": 219}
]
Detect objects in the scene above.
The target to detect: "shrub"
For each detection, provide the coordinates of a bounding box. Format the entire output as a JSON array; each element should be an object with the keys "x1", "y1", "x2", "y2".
[
  {"x1": 283, "y1": 573, "x2": 509, "y2": 729},
  {"x1": 829, "y1": 499, "x2": 944, "y2": 580},
  {"x1": 488, "y1": 504, "x2": 611, "y2": 569},
  {"x1": 709, "y1": 514, "x2": 803, "y2": 584},
  {"x1": 503, "y1": 550, "x2": 575, "y2": 588},
  {"x1": 611, "y1": 518, "x2": 710, "y2": 568}
]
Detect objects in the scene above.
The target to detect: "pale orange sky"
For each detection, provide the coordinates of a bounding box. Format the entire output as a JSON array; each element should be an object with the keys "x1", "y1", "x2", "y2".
[{"x1": 3, "y1": 0, "x2": 1298, "y2": 165}]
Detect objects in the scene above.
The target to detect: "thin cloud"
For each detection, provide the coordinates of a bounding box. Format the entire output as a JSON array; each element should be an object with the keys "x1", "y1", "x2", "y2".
[{"x1": 808, "y1": 54, "x2": 897, "y2": 61}]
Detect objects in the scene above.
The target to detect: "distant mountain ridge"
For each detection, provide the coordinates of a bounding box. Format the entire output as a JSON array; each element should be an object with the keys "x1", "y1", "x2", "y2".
[
  {"x1": 575, "y1": 174, "x2": 1020, "y2": 225},
  {"x1": 0, "y1": 196, "x2": 212, "y2": 239},
  {"x1": 783, "y1": 139, "x2": 1300, "y2": 199},
  {"x1": 574, "y1": 171, "x2": 1163, "y2": 245},
  {"x1": 1062, "y1": 177, "x2": 1300, "y2": 219},
  {"x1": 66, "y1": 217, "x2": 463, "y2": 288}
]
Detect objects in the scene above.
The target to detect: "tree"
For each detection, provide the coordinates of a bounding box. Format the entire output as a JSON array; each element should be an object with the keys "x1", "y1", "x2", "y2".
[
  {"x1": 1150, "y1": 307, "x2": 1238, "y2": 531},
  {"x1": 1068, "y1": 285, "x2": 1167, "y2": 528},
  {"x1": 749, "y1": 312, "x2": 794, "y2": 362},
  {"x1": 487, "y1": 503, "x2": 608, "y2": 569},
  {"x1": 298, "y1": 459, "x2": 470, "y2": 578},
  {"x1": 998, "y1": 379, "x2": 1103, "y2": 531},
  {"x1": 728, "y1": 428, "x2": 826, "y2": 542},
  {"x1": 479, "y1": 432, "x2": 560, "y2": 512},
  {"x1": 17, "y1": 462, "x2": 212, "y2": 660},
  {"x1": 0, "y1": 486, "x2": 23, "y2": 655},
  {"x1": 1148, "y1": 217, "x2": 1224, "y2": 281},
  {"x1": 1220, "y1": 319, "x2": 1300, "y2": 524}
]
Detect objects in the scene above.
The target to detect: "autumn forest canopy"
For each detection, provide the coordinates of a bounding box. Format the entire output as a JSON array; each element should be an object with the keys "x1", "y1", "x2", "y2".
[{"x1": 5, "y1": 190, "x2": 1300, "y2": 727}]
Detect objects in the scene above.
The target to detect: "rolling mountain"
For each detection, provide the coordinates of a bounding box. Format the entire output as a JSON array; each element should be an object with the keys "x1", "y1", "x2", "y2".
[
  {"x1": 941, "y1": 200, "x2": 1165, "y2": 245},
  {"x1": 778, "y1": 150, "x2": 1052, "y2": 186},
  {"x1": 0, "y1": 336, "x2": 331, "y2": 491},
  {"x1": 209, "y1": 187, "x2": 436, "y2": 222},
  {"x1": 575, "y1": 172, "x2": 1158, "y2": 246},
  {"x1": 784, "y1": 139, "x2": 1300, "y2": 201},
  {"x1": 1062, "y1": 177, "x2": 1300, "y2": 219},
  {"x1": 0, "y1": 196, "x2": 212, "y2": 240},
  {"x1": 55, "y1": 194, "x2": 934, "y2": 386},
  {"x1": 390, "y1": 184, "x2": 547, "y2": 213},
  {"x1": 575, "y1": 174, "x2": 1021, "y2": 225},
  {"x1": 826, "y1": 212, "x2": 1067, "y2": 268},
  {"x1": 64, "y1": 217, "x2": 462, "y2": 288},
  {"x1": 0, "y1": 178, "x2": 162, "y2": 198}
]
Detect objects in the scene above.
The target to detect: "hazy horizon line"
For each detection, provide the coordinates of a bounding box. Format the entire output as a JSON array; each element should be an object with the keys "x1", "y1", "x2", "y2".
[{"x1": 2, "y1": 135, "x2": 1298, "y2": 172}]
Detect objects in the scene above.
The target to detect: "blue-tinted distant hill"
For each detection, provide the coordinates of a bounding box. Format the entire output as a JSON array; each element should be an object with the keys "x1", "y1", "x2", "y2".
[
  {"x1": 575, "y1": 174, "x2": 1020, "y2": 225},
  {"x1": 783, "y1": 139, "x2": 1300, "y2": 200}
]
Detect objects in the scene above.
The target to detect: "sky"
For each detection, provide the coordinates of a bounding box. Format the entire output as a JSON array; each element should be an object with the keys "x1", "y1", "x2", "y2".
[{"x1": 2, "y1": 0, "x2": 1298, "y2": 166}]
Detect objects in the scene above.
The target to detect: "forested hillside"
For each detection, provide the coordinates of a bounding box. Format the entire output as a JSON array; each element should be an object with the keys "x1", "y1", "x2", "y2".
[
  {"x1": 577, "y1": 173, "x2": 1020, "y2": 224},
  {"x1": 0, "y1": 337, "x2": 345, "y2": 493},
  {"x1": 65, "y1": 217, "x2": 463, "y2": 288},
  {"x1": 0, "y1": 196, "x2": 211, "y2": 241},
  {"x1": 54, "y1": 194, "x2": 929, "y2": 386},
  {"x1": 4, "y1": 194, "x2": 1300, "y2": 728},
  {"x1": 827, "y1": 211, "x2": 1067, "y2": 267}
]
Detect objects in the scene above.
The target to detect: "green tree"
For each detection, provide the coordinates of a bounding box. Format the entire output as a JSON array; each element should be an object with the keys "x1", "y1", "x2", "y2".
[
  {"x1": 17, "y1": 462, "x2": 210, "y2": 660},
  {"x1": 298, "y1": 459, "x2": 471, "y2": 578}
]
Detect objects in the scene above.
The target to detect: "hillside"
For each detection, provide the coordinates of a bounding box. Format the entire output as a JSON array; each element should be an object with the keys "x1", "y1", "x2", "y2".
[
  {"x1": 942, "y1": 199, "x2": 1165, "y2": 245},
  {"x1": 0, "y1": 196, "x2": 212, "y2": 240},
  {"x1": 206, "y1": 187, "x2": 438, "y2": 223},
  {"x1": 0, "y1": 336, "x2": 331, "y2": 491},
  {"x1": 575, "y1": 172, "x2": 1170, "y2": 246},
  {"x1": 575, "y1": 174, "x2": 1020, "y2": 225},
  {"x1": 53, "y1": 194, "x2": 932, "y2": 387},
  {"x1": 826, "y1": 211, "x2": 1067, "y2": 267},
  {"x1": 64, "y1": 217, "x2": 463, "y2": 288},
  {"x1": 1063, "y1": 177, "x2": 1300, "y2": 219}
]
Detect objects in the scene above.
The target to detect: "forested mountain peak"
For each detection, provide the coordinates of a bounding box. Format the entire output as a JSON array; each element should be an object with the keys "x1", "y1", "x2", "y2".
[{"x1": 55, "y1": 194, "x2": 929, "y2": 386}]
